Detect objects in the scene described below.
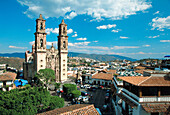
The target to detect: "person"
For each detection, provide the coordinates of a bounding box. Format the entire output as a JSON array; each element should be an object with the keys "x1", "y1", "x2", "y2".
[{"x1": 90, "y1": 94, "x2": 93, "y2": 99}]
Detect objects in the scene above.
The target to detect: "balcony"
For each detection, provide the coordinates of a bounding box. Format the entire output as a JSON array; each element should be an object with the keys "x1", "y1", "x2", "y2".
[
  {"x1": 121, "y1": 88, "x2": 170, "y2": 103},
  {"x1": 139, "y1": 96, "x2": 170, "y2": 102}
]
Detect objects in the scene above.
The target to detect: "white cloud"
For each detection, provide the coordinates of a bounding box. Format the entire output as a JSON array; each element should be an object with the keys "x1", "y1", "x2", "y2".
[
  {"x1": 93, "y1": 41, "x2": 98, "y2": 43},
  {"x1": 46, "y1": 28, "x2": 53, "y2": 35},
  {"x1": 46, "y1": 28, "x2": 73, "y2": 34},
  {"x1": 153, "y1": 11, "x2": 159, "y2": 15},
  {"x1": 111, "y1": 46, "x2": 139, "y2": 49},
  {"x1": 29, "y1": 41, "x2": 35, "y2": 45},
  {"x1": 148, "y1": 35, "x2": 160, "y2": 38},
  {"x1": 9, "y1": 46, "x2": 27, "y2": 49},
  {"x1": 72, "y1": 33, "x2": 78, "y2": 37},
  {"x1": 150, "y1": 16, "x2": 170, "y2": 31},
  {"x1": 67, "y1": 29, "x2": 73, "y2": 34},
  {"x1": 52, "y1": 28, "x2": 59, "y2": 34},
  {"x1": 96, "y1": 24, "x2": 116, "y2": 30},
  {"x1": 46, "y1": 41, "x2": 57, "y2": 46},
  {"x1": 111, "y1": 29, "x2": 121, "y2": 33},
  {"x1": 120, "y1": 36, "x2": 128, "y2": 39},
  {"x1": 143, "y1": 45, "x2": 150, "y2": 47},
  {"x1": 17, "y1": 0, "x2": 151, "y2": 21},
  {"x1": 28, "y1": 29, "x2": 31, "y2": 31},
  {"x1": 160, "y1": 40, "x2": 170, "y2": 42},
  {"x1": 76, "y1": 38, "x2": 87, "y2": 40},
  {"x1": 74, "y1": 42, "x2": 90, "y2": 46},
  {"x1": 65, "y1": 12, "x2": 77, "y2": 19}
]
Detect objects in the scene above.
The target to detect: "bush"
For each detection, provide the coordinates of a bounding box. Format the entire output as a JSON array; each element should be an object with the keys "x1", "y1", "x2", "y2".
[
  {"x1": 71, "y1": 90, "x2": 81, "y2": 98},
  {"x1": 0, "y1": 86, "x2": 64, "y2": 114},
  {"x1": 49, "y1": 96, "x2": 64, "y2": 110},
  {"x1": 63, "y1": 84, "x2": 77, "y2": 94},
  {"x1": 24, "y1": 84, "x2": 31, "y2": 88}
]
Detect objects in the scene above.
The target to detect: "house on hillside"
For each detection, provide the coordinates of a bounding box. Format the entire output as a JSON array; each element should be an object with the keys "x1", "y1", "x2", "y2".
[
  {"x1": 0, "y1": 72, "x2": 16, "y2": 91},
  {"x1": 111, "y1": 72, "x2": 170, "y2": 115}
]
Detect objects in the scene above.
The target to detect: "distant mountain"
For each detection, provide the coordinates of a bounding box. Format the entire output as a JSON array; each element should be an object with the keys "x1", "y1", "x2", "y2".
[{"x1": 0, "y1": 52, "x2": 136, "y2": 61}]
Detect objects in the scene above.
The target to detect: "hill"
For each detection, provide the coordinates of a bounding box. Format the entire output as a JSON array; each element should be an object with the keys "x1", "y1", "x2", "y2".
[
  {"x1": 0, "y1": 52, "x2": 136, "y2": 61},
  {"x1": 0, "y1": 57, "x2": 24, "y2": 70}
]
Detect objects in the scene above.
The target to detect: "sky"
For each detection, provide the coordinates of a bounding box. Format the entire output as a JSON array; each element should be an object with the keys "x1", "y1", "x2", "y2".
[{"x1": 0, "y1": 0, "x2": 170, "y2": 59}]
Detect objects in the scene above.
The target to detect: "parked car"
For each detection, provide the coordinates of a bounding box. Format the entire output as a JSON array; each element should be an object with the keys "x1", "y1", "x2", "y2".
[
  {"x1": 88, "y1": 86, "x2": 97, "y2": 91},
  {"x1": 80, "y1": 85, "x2": 85, "y2": 89},
  {"x1": 81, "y1": 91, "x2": 88, "y2": 96},
  {"x1": 84, "y1": 84, "x2": 90, "y2": 89},
  {"x1": 102, "y1": 104, "x2": 109, "y2": 112},
  {"x1": 105, "y1": 93, "x2": 110, "y2": 97},
  {"x1": 78, "y1": 96, "x2": 88, "y2": 102}
]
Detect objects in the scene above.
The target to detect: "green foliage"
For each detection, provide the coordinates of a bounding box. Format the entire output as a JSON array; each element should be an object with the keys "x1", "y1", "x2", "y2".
[
  {"x1": 35, "y1": 68, "x2": 55, "y2": 86},
  {"x1": 71, "y1": 90, "x2": 81, "y2": 98},
  {"x1": 0, "y1": 86, "x2": 64, "y2": 114},
  {"x1": 49, "y1": 96, "x2": 64, "y2": 110},
  {"x1": 63, "y1": 84, "x2": 77, "y2": 94},
  {"x1": 54, "y1": 83, "x2": 61, "y2": 90},
  {"x1": 24, "y1": 84, "x2": 31, "y2": 88}
]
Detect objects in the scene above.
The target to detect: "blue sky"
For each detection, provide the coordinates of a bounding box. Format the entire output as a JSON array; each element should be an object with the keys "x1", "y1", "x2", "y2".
[{"x1": 0, "y1": 0, "x2": 170, "y2": 59}]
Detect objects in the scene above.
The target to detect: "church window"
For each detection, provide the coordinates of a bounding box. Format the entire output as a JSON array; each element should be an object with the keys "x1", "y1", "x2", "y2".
[
  {"x1": 63, "y1": 59, "x2": 65, "y2": 62},
  {"x1": 52, "y1": 55, "x2": 54, "y2": 58},
  {"x1": 40, "y1": 39, "x2": 43, "y2": 47},
  {"x1": 63, "y1": 64, "x2": 65, "y2": 66},
  {"x1": 63, "y1": 27, "x2": 66, "y2": 34},
  {"x1": 63, "y1": 41, "x2": 66, "y2": 48},
  {"x1": 63, "y1": 73, "x2": 65, "y2": 75},
  {"x1": 40, "y1": 22, "x2": 43, "y2": 29},
  {"x1": 41, "y1": 60, "x2": 43, "y2": 62},
  {"x1": 41, "y1": 65, "x2": 43, "y2": 67},
  {"x1": 63, "y1": 69, "x2": 65, "y2": 71}
]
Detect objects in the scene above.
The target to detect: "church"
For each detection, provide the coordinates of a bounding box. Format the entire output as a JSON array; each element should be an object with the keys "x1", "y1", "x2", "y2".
[{"x1": 23, "y1": 14, "x2": 68, "y2": 82}]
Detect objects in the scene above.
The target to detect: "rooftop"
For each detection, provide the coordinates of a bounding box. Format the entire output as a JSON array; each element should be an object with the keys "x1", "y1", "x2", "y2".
[
  {"x1": 37, "y1": 104, "x2": 99, "y2": 115},
  {"x1": 142, "y1": 103, "x2": 170, "y2": 113},
  {"x1": 92, "y1": 72, "x2": 113, "y2": 80},
  {"x1": 118, "y1": 76, "x2": 170, "y2": 86},
  {"x1": 0, "y1": 72, "x2": 16, "y2": 81}
]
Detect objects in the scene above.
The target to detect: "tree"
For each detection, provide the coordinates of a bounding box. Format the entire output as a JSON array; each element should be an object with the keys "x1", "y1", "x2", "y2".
[
  {"x1": 71, "y1": 90, "x2": 81, "y2": 98},
  {"x1": 35, "y1": 68, "x2": 55, "y2": 87},
  {"x1": 63, "y1": 84, "x2": 77, "y2": 94},
  {"x1": 49, "y1": 96, "x2": 64, "y2": 110},
  {"x1": 0, "y1": 86, "x2": 64, "y2": 114}
]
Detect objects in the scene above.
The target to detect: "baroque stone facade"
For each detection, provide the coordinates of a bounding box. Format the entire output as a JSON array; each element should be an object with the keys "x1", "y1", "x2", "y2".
[{"x1": 23, "y1": 14, "x2": 68, "y2": 82}]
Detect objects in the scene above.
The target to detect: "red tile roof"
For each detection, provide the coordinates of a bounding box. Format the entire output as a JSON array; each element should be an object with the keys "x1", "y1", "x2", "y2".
[
  {"x1": 37, "y1": 104, "x2": 99, "y2": 115},
  {"x1": 118, "y1": 76, "x2": 149, "y2": 86},
  {"x1": 92, "y1": 73, "x2": 113, "y2": 80},
  {"x1": 142, "y1": 103, "x2": 170, "y2": 113},
  {"x1": 0, "y1": 72, "x2": 16, "y2": 81},
  {"x1": 118, "y1": 76, "x2": 170, "y2": 86},
  {"x1": 3, "y1": 72, "x2": 17, "y2": 80}
]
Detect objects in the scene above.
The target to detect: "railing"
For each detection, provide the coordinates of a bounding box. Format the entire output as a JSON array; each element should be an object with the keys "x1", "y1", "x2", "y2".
[
  {"x1": 122, "y1": 88, "x2": 170, "y2": 102},
  {"x1": 140, "y1": 96, "x2": 170, "y2": 102},
  {"x1": 122, "y1": 88, "x2": 139, "y2": 101},
  {"x1": 113, "y1": 77, "x2": 123, "y2": 86}
]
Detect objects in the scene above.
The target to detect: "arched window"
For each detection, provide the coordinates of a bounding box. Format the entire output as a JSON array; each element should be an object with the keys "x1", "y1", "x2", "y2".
[
  {"x1": 40, "y1": 39, "x2": 43, "y2": 47},
  {"x1": 40, "y1": 22, "x2": 43, "y2": 29},
  {"x1": 63, "y1": 41, "x2": 66, "y2": 48},
  {"x1": 63, "y1": 27, "x2": 66, "y2": 34}
]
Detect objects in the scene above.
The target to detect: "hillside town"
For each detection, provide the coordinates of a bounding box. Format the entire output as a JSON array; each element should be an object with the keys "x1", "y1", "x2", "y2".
[
  {"x1": 0, "y1": 0, "x2": 170, "y2": 114},
  {"x1": 1, "y1": 52, "x2": 170, "y2": 114}
]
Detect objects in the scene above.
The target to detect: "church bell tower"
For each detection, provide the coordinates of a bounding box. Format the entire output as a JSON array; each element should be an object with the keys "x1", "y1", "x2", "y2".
[
  {"x1": 58, "y1": 19, "x2": 68, "y2": 82},
  {"x1": 34, "y1": 14, "x2": 47, "y2": 72}
]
